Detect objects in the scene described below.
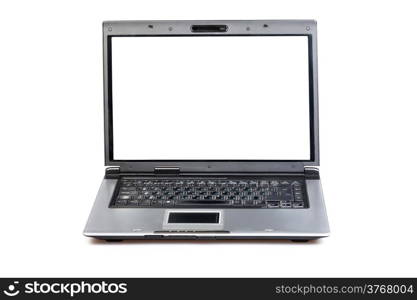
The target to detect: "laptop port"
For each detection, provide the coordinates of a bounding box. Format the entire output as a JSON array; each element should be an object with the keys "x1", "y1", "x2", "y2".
[{"x1": 281, "y1": 202, "x2": 292, "y2": 208}]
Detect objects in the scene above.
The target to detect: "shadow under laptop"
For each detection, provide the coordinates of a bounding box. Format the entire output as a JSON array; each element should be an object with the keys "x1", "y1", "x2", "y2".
[{"x1": 88, "y1": 238, "x2": 322, "y2": 245}]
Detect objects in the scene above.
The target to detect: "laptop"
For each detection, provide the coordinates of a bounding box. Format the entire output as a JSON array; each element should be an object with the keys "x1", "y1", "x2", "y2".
[{"x1": 84, "y1": 20, "x2": 330, "y2": 241}]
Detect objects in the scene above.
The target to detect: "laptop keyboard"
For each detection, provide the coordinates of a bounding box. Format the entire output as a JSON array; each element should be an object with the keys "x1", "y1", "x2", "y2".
[{"x1": 111, "y1": 177, "x2": 308, "y2": 209}]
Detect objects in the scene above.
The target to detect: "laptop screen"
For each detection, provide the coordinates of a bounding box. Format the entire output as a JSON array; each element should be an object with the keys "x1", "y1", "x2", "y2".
[{"x1": 110, "y1": 36, "x2": 311, "y2": 160}]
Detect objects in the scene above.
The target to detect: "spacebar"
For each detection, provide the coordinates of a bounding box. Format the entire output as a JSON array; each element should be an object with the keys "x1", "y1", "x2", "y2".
[{"x1": 178, "y1": 200, "x2": 229, "y2": 205}]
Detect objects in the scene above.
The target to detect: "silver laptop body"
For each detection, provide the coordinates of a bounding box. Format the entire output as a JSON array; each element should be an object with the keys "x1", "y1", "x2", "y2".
[{"x1": 84, "y1": 20, "x2": 330, "y2": 241}]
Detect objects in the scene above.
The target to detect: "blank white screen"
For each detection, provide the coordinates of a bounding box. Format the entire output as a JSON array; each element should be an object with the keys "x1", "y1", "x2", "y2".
[{"x1": 111, "y1": 36, "x2": 310, "y2": 160}]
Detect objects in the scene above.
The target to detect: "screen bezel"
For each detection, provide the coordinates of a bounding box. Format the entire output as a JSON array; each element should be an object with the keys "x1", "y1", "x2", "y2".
[{"x1": 103, "y1": 20, "x2": 319, "y2": 173}]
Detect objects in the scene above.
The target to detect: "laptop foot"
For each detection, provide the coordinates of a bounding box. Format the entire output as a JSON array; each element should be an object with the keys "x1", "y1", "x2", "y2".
[
  {"x1": 105, "y1": 239, "x2": 124, "y2": 242},
  {"x1": 291, "y1": 239, "x2": 309, "y2": 243}
]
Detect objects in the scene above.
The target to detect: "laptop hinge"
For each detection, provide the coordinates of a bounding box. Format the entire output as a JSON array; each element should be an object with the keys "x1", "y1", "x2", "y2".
[
  {"x1": 105, "y1": 167, "x2": 121, "y2": 179},
  {"x1": 154, "y1": 167, "x2": 181, "y2": 176},
  {"x1": 304, "y1": 167, "x2": 320, "y2": 180}
]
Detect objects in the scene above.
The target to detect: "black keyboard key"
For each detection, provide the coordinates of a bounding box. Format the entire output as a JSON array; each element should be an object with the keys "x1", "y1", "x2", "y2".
[
  {"x1": 140, "y1": 200, "x2": 150, "y2": 206},
  {"x1": 115, "y1": 199, "x2": 127, "y2": 206},
  {"x1": 281, "y1": 202, "x2": 292, "y2": 208},
  {"x1": 293, "y1": 202, "x2": 304, "y2": 208},
  {"x1": 179, "y1": 200, "x2": 229, "y2": 205},
  {"x1": 127, "y1": 199, "x2": 139, "y2": 206},
  {"x1": 267, "y1": 201, "x2": 280, "y2": 208}
]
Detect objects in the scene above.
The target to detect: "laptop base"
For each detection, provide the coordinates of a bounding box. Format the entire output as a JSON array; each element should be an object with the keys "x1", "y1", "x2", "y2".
[
  {"x1": 84, "y1": 176, "x2": 329, "y2": 241},
  {"x1": 96, "y1": 236, "x2": 320, "y2": 242}
]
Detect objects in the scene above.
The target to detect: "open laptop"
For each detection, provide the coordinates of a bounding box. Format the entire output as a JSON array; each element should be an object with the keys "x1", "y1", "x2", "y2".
[{"x1": 84, "y1": 20, "x2": 330, "y2": 241}]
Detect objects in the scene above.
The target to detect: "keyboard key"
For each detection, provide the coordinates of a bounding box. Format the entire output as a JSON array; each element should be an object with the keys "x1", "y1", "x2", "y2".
[
  {"x1": 293, "y1": 202, "x2": 304, "y2": 208},
  {"x1": 281, "y1": 202, "x2": 292, "y2": 208},
  {"x1": 127, "y1": 199, "x2": 139, "y2": 205}
]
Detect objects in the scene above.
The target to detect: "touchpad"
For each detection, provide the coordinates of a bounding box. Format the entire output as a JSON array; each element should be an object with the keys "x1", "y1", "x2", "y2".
[
  {"x1": 168, "y1": 212, "x2": 219, "y2": 224},
  {"x1": 163, "y1": 210, "x2": 224, "y2": 231}
]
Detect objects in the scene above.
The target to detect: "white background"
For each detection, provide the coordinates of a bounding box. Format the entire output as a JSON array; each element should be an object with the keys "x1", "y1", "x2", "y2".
[
  {"x1": 112, "y1": 36, "x2": 310, "y2": 160},
  {"x1": 0, "y1": 0, "x2": 416, "y2": 277}
]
